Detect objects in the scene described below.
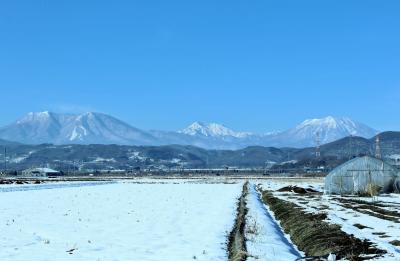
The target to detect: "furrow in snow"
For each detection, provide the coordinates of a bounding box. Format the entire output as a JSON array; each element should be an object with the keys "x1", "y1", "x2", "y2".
[
  {"x1": 228, "y1": 182, "x2": 249, "y2": 261},
  {"x1": 245, "y1": 183, "x2": 301, "y2": 261}
]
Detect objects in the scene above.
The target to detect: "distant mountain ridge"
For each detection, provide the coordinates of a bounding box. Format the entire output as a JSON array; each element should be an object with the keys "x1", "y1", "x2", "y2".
[
  {"x1": 0, "y1": 112, "x2": 379, "y2": 149},
  {"x1": 2, "y1": 131, "x2": 400, "y2": 171},
  {"x1": 180, "y1": 122, "x2": 252, "y2": 138},
  {"x1": 263, "y1": 116, "x2": 378, "y2": 148},
  {"x1": 0, "y1": 112, "x2": 157, "y2": 145},
  {"x1": 175, "y1": 116, "x2": 377, "y2": 148}
]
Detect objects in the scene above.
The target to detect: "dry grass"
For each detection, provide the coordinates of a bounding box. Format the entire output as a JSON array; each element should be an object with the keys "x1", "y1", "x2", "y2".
[
  {"x1": 259, "y1": 189, "x2": 386, "y2": 260},
  {"x1": 228, "y1": 182, "x2": 249, "y2": 261},
  {"x1": 366, "y1": 183, "x2": 382, "y2": 197},
  {"x1": 246, "y1": 218, "x2": 260, "y2": 236},
  {"x1": 353, "y1": 223, "x2": 372, "y2": 230},
  {"x1": 390, "y1": 240, "x2": 400, "y2": 246},
  {"x1": 333, "y1": 198, "x2": 400, "y2": 223}
]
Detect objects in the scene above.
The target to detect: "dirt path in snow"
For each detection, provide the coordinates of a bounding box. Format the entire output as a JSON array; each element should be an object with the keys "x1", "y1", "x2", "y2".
[{"x1": 228, "y1": 182, "x2": 249, "y2": 261}]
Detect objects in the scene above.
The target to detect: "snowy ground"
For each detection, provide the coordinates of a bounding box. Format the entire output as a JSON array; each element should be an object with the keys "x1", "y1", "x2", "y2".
[
  {"x1": 2, "y1": 177, "x2": 398, "y2": 261},
  {"x1": 0, "y1": 180, "x2": 242, "y2": 261},
  {"x1": 245, "y1": 183, "x2": 301, "y2": 261},
  {"x1": 259, "y1": 179, "x2": 400, "y2": 260}
]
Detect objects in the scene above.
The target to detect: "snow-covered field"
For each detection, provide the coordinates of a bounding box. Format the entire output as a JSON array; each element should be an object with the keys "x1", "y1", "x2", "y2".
[
  {"x1": 1, "y1": 177, "x2": 399, "y2": 261},
  {"x1": 259, "y1": 178, "x2": 400, "y2": 260},
  {"x1": 0, "y1": 180, "x2": 241, "y2": 261}
]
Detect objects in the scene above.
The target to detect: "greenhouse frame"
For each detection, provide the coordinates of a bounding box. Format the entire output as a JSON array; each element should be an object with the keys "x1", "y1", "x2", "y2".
[{"x1": 325, "y1": 156, "x2": 399, "y2": 195}]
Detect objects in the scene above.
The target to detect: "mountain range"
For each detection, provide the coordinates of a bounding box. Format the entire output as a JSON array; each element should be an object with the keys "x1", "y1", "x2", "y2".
[
  {"x1": 2, "y1": 132, "x2": 400, "y2": 172},
  {"x1": 0, "y1": 112, "x2": 379, "y2": 149}
]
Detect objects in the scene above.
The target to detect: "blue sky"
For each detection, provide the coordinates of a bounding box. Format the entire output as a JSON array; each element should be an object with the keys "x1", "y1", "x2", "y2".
[{"x1": 1, "y1": 1, "x2": 399, "y2": 132}]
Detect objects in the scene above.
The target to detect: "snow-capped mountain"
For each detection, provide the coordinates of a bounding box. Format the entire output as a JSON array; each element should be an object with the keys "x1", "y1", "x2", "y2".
[
  {"x1": 0, "y1": 111, "x2": 72, "y2": 144},
  {"x1": 177, "y1": 117, "x2": 378, "y2": 148},
  {"x1": 265, "y1": 116, "x2": 378, "y2": 147},
  {"x1": 0, "y1": 112, "x2": 379, "y2": 149},
  {"x1": 0, "y1": 112, "x2": 157, "y2": 145},
  {"x1": 180, "y1": 122, "x2": 251, "y2": 138},
  {"x1": 295, "y1": 116, "x2": 377, "y2": 142}
]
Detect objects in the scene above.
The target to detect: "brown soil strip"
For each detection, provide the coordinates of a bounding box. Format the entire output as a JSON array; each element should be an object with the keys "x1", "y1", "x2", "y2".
[
  {"x1": 390, "y1": 240, "x2": 400, "y2": 246},
  {"x1": 228, "y1": 182, "x2": 249, "y2": 261},
  {"x1": 259, "y1": 189, "x2": 386, "y2": 261},
  {"x1": 353, "y1": 223, "x2": 372, "y2": 230},
  {"x1": 277, "y1": 185, "x2": 320, "y2": 194},
  {"x1": 333, "y1": 198, "x2": 400, "y2": 223},
  {"x1": 371, "y1": 232, "x2": 386, "y2": 236},
  {"x1": 334, "y1": 197, "x2": 400, "y2": 211}
]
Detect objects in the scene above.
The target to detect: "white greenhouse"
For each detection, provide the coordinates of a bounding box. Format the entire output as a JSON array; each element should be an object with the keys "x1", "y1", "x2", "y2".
[
  {"x1": 325, "y1": 156, "x2": 399, "y2": 195},
  {"x1": 21, "y1": 168, "x2": 61, "y2": 177}
]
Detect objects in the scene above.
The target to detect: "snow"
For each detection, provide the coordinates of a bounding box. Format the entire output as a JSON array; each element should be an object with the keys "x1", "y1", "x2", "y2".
[
  {"x1": 278, "y1": 160, "x2": 298, "y2": 165},
  {"x1": 0, "y1": 181, "x2": 116, "y2": 193},
  {"x1": 9, "y1": 156, "x2": 28, "y2": 163},
  {"x1": 180, "y1": 122, "x2": 251, "y2": 138},
  {"x1": 2, "y1": 112, "x2": 378, "y2": 149},
  {"x1": 0, "y1": 181, "x2": 242, "y2": 260},
  {"x1": 5, "y1": 111, "x2": 155, "y2": 145},
  {"x1": 245, "y1": 183, "x2": 301, "y2": 260},
  {"x1": 259, "y1": 178, "x2": 325, "y2": 192},
  {"x1": 259, "y1": 179, "x2": 400, "y2": 260},
  {"x1": 27, "y1": 167, "x2": 60, "y2": 173},
  {"x1": 299, "y1": 116, "x2": 341, "y2": 129},
  {"x1": 389, "y1": 154, "x2": 400, "y2": 160},
  {"x1": 323, "y1": 202, "x2": 400, "y2": 260},
  {"x1": 17, "y1": 111, "x2": 51, "y2": 124},
  {"x1": 9, "y1": 151, "x2": 37, "y2": 163},
  {"x1": 180, "y1": 116, "x2": 377, "y2": 148},
  {"x1": 292, "y1": 116, "x2": 377, "y2": 144},
  {"x1": 69, "y1": 126, "x2": 88, "y2": 141},
  {"x1": 170, "y1": 158, "x2": 181, "y2": 163},
  {"x1": 2, "y1": 177, "x2": 397, "y2": 260},
  {"x1": 92, "y1": 157, "x2": 117, "y2": 163},
  {"x1": 128, "y1": 151, "x2": 148, "y2": 162}
]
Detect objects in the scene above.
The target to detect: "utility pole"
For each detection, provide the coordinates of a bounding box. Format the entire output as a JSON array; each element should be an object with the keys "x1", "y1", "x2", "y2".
[
  {"x1": 375, "y1": 135, "x2": 381, "y2": 159},
  {"x1": 4, "y1": 147, "x2": 6, "y2": 173},
  {"x1": 348, "y1": 135, "x2": 353, "y2": 159},
  {"x1": 315, "y1": 131, "x2": 321, "y2": 158}
]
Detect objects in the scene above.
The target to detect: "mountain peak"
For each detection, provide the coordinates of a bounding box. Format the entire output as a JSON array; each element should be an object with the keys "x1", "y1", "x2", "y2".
[
  {"x1": 289, "y1": 116, "x2": 378, "y2": 146},
  {"x1": 300, "y1": 115, "x2": 341, "y2": 125},
  {"x1": 3, "y1": 111, "x2": 157, "y2": 145},
  {"x1": 17, "y1": 111, "x2": 54, "y2": 124},
  {"x1": 180, "y1": 122, "x2": 251, "y2": 138},
  {"x1": 299, "y1": 116, "x2": 361, "y2": 130}
]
